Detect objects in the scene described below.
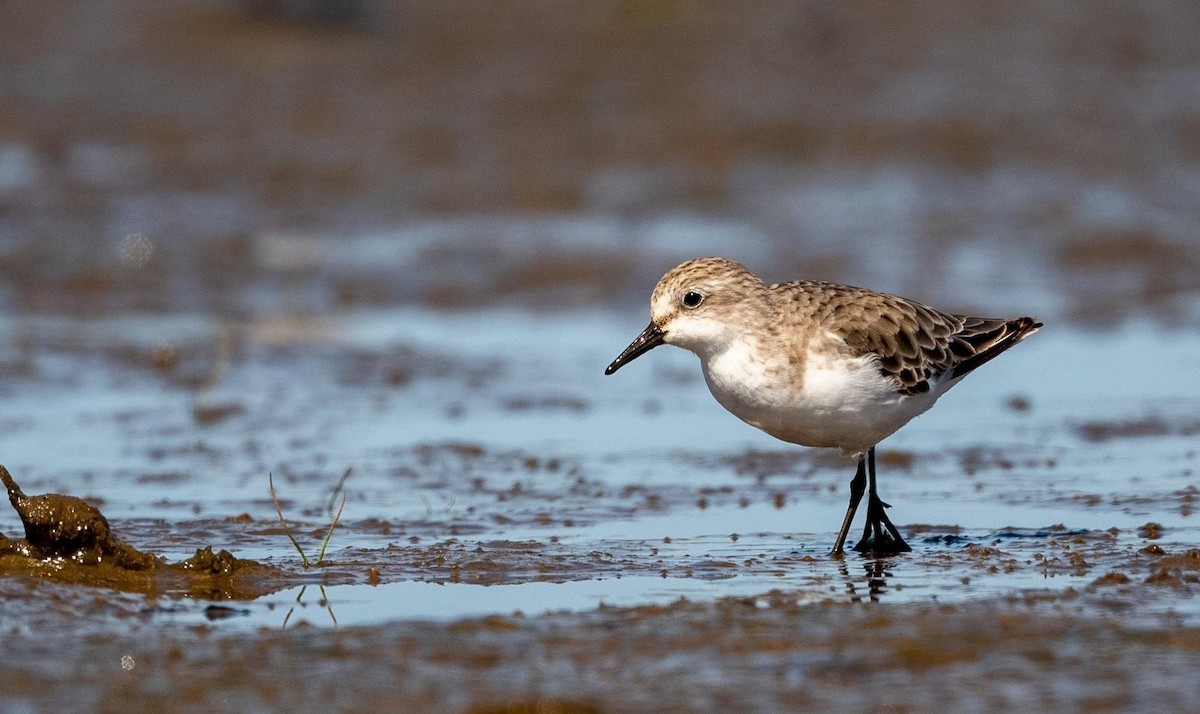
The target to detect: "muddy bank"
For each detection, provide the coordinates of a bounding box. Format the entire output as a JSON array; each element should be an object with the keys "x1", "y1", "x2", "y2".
[{"x1": 3, "y1": 593, "x2": 1200, "y2": 713}]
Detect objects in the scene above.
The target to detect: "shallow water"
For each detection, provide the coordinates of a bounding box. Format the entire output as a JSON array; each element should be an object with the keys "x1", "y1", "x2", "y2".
[{"x1": 1, "y1": 313, "x2": 1197, "y2": 620}]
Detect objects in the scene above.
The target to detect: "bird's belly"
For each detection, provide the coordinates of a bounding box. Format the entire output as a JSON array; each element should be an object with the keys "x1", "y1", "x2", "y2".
[{"x1": 702, "y1": 352, "x2": 937, "y2": 452}]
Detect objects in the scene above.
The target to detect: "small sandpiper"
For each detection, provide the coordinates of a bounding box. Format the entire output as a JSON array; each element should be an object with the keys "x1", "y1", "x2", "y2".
[{"x1": 605, "y1": 256, "x2": 1041, "y2": 555}]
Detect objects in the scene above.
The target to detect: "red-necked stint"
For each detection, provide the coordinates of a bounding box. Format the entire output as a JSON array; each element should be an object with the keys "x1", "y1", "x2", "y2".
[{"x1": 605, "y1": 256, "x2": 1042, "y2": 555}]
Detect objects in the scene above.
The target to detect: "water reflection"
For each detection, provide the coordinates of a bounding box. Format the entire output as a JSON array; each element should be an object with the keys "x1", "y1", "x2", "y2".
[
  {"x1": 840, "y1": 557, "x2": 895, "y2": 604},
  {"x1": 280, "y1": 585, "x2": 338, "y2": 629}
]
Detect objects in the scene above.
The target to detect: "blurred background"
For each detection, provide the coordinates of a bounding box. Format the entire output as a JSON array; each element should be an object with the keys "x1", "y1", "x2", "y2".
[
  {"x1": 4, "y1": 6, "x2": 1200, "y2": 706},
  {"x1": 1, "y1": 0, "x2": 1198, "y2": 328}
]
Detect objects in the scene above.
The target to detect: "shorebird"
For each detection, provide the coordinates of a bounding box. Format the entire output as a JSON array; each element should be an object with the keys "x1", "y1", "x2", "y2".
[{"x1": 604, "y1": 257, "x2": 1041, "y2": 554}]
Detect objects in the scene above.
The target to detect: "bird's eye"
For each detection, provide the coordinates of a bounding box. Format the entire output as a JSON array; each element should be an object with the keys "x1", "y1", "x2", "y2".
[{"x1": 682, "y1": 291, "x2": 704, "y2": 309}]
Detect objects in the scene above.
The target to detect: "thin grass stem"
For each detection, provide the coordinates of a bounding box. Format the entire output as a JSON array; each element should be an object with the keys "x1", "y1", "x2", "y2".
[{"x1": 269, "y1": 472, "x2": 310, "y2": 568}]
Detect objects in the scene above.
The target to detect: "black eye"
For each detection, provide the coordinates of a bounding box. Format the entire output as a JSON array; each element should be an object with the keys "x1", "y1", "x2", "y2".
[{"x1": 682, "y1": 291, "x2": 704, "y2": 309}]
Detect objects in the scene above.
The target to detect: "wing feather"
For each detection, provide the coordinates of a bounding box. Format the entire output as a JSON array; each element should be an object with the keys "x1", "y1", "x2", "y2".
[{"x1": 773, "y1": 281, "x2": 1041, "y2": 396}]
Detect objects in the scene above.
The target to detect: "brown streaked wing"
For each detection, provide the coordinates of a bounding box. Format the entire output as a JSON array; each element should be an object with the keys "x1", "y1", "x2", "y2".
[{"x1": 776, "y1": 281, "x2": 1040, "y2": 396}]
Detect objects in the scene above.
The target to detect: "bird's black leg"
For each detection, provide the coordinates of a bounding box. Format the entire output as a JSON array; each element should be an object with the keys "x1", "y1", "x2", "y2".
[
  {"x1": 830, "y1": 453, "x2": 868, "y2": 555},
  {"x1": 852, "y1": 447, "x2": 911, "y2": 553}
]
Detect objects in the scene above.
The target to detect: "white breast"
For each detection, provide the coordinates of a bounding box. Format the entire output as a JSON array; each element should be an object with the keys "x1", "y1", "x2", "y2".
[{"x1": 699, "y1": 332, "x2": 943, "y2": 453}]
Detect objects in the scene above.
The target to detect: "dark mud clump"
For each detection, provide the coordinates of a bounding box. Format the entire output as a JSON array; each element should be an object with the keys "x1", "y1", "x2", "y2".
[
  {"x1": 0, "y1": 465, "x2": 157, "y2": 568},
  {"x1": 0, "y1": 465, "x2": 280, "y2": 597}
]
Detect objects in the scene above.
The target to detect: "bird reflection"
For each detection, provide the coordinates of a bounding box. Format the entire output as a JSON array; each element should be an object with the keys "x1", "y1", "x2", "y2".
[{"x1": 839, "y1": 557, "x2": 893, "y2": 603}]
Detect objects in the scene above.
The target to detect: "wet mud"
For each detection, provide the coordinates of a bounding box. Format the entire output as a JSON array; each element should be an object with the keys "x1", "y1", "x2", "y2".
[
  {"x1": 0, "y1": 465, "x2": 281, "y2": 599},
  {"x1": 6, "y1": 586, "x2": 1200, "y2": 712}
]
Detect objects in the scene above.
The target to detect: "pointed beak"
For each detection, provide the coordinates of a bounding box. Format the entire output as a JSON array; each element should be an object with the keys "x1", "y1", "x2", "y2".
[{"x1": 605, "y1": 322, "x2": 665, "y2": 375}]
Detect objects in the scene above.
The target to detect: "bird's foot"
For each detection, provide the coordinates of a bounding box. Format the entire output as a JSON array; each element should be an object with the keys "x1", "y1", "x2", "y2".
[
  {"x1": 852, "y1": 496, "x2": 911, "y2": 554},
  {"x1": 851, "y1": 528, "x2": 911, "y2": 554}
]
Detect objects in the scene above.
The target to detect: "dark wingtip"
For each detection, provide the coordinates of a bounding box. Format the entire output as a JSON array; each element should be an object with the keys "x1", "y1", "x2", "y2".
[{"x1": 948, "y1": 315, "x2": 1043, "y2": 381}]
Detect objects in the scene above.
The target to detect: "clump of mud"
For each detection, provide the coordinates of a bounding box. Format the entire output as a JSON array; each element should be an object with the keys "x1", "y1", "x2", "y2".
[
  {"x1": 0, "y1": 465, "x2": 280, "y2": 596},
  {"x1": 0, "y1": 465, "x2": 157, "y2": 568}
]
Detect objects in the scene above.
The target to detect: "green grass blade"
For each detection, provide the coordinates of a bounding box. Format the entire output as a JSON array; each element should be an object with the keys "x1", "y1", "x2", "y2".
[{"x1": 269, "y1": 471, "x2": 310, "y2": 569}]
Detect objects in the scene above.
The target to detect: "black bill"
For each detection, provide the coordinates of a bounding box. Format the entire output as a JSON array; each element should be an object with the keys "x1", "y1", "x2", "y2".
[{"x1": 604, "y1": 322, "x2": 665, "y2": 375}]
